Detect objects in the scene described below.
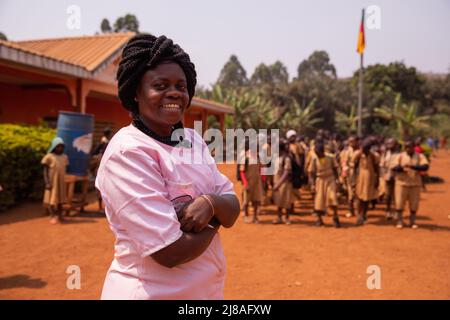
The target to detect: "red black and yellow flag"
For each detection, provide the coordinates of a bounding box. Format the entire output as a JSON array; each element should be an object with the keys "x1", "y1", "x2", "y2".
[{"x1": 357, "y1": 9, "x2": 365, "y2": 54}]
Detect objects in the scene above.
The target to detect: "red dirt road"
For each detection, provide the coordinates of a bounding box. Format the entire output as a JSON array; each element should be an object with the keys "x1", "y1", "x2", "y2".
[{"x1": 1, "y1": 151, "x2": 449, "y2": 299}]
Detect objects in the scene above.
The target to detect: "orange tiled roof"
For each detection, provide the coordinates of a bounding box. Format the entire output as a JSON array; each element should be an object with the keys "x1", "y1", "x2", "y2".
[{"x1": 0, "y1": 32, "x2": 135, "y2": 72}]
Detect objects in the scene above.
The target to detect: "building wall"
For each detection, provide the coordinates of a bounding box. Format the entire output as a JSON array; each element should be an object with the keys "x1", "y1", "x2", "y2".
[
  {"x1": 184, "y1": 109, "x2": 203, "y2": 130},
  {"x1": 86, "y1": 96, "x2": 131, "y2": 130},
  {"x1": 0, "y1": 82, "x2": 131, "y2": 129},
  {"x1": 0, "y1": 82, "x2": 226, "y2": 136},
  {"x1": 0, "y1": 82, "x2": 73, "y2": 125}
]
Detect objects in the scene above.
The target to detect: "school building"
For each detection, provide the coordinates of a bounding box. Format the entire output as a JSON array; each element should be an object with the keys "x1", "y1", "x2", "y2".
[{"x1": 0, "y1": 32, "x2": 233, "y2": 140}]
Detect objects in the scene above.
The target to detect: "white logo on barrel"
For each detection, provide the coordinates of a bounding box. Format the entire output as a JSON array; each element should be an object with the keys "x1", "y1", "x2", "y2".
[{"x1": 73, "y1": 133, "x2": 93, "y2": 154}]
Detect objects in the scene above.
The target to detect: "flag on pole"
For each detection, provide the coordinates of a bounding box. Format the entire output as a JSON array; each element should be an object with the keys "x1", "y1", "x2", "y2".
[{"x1": 357, "y1": 9, "x2": 365, "y2": 54}]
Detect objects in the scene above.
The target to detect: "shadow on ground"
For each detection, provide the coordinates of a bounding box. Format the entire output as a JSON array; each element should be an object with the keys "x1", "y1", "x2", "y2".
[{"x1": 0, "y1": 275, "x2": 47, "y2": 290}]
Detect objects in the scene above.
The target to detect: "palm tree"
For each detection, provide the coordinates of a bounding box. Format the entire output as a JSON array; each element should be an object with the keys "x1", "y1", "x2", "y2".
[
  {"x1": 335, "y1": 105, "x2": 369, "y2": 135},
  {"x1": 209, "y1": 85, "x2": 280, "y2": 130},
  {"x1": 226, "y1": 89, "x2": 279, "y2": 130},
  {"x1": 210, "y1": 84, "x2": 226, "y2": 103},
  {"x1": 280, "y1": 98, "x2": 322, "y2": 136},
  {"x1": 375, "y1": 94, "x2": 430, "y2": 139}
]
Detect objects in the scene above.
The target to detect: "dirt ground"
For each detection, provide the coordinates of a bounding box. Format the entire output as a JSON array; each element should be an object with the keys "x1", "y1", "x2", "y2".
[{"x1": 1, "y1": 151, "x2": 449, "y2": 300}]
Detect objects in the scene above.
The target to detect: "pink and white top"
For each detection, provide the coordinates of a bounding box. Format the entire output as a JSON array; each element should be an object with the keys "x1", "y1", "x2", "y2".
[{"x1": 95, "y1": 124, "x2": 235, "y2": 300}]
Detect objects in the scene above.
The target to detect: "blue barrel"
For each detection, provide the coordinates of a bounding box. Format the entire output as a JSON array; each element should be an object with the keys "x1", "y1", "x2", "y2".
[{"x1": 56, "y1": 111, "x2": 94, "y2": 176}]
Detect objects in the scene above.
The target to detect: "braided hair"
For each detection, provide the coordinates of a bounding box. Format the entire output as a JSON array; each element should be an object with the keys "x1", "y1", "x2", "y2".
[{"x1": 117, "y1": 34, "x2": 197, "y2": 116}]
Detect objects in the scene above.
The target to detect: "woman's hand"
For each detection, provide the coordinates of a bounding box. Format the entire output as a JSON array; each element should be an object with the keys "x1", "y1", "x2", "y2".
[{"x1": 177, "y1": 196, "x2": 214, "y2": 233}]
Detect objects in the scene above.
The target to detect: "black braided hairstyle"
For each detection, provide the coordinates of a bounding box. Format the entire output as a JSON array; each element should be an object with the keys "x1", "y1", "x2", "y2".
[{"x1": 117, "y1": 33, "x2": 197, "y2": 116}]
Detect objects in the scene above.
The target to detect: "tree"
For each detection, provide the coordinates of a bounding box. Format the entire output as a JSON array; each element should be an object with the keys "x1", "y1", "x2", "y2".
[
  {"x1": 280, "y1": 98, "x2": 322, "y2": 136},
  {"x1": 335, "y1": 105, "x2": 369, "y2": 135},
  {"x1": 249, "y1": 61, "x2": 290, "y2": 108},
  {"x1": 250, "y1": 63, "x2": 272, "y2": 86},
  {"x1": 375, "y1": 94, "x2": 430, "y2": 139},
  {"x1": 422, "y1": 73, "x2": 450, "y2": 115},
  {"x1": 114, "y1": 14, "x2": 140, "y2": 33},
  {"x1": 350, "y1": 62, "x2": 427, "y2": 134},
  {"x1": 297, "y1": 50, "x2": 337, "y2": 80},
  {"x1": 289, "y1": 75, "x2": 336, "y2": 130},
  {"x1": 429, "y1": 114, "x2": 450, "y2": 138},
  {"x1": 0, "y1": 32, "x2": 7, "y2": 41},
  {"x1": 100, "y1": 18, "x2": 112, "y2": 33},
  {"x1": 205, "y1": 54, "x2": 444, "y2": 138},
  {"x1": 216, "y1": 55, "x2": 248, "y2": 91},
  {"x1": 227, "y1": 89, "x2": 279, "y2": 130},
  {"x1": 270, "y1": 61, "x2": 289, "y2": 85},
  {"x1": 206, "y1": 85, "x2": 279, "y2": 130},
  {"x1": 290, "y1": 50, "x2": 339, "y2": 130},
  {"x1": 251, "y1": 60, "x2": 289, "y2": 87},
  {"x1": 353, "y1": 62, "x2": 425, "y2": 113}
]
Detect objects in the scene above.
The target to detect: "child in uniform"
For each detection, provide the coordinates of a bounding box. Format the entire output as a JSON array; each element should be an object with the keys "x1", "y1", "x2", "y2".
[
  {"x1": 260, "y1": 135, "x2": 274, "y2": 205},
  {"x1": 239, "y1": 141, "x2": 263, "y2": 223},
  {"x1": 272, "y1": 139, "x2": 294, "y2": 224},
  {"x1": 351, "y1": 138, "x2": 379, "y2": 226},
  {"x1": 340, "y1": 135, "x2": 359, "y2": 218},
  {"x1": 287, "y1": 130, "x2": 303, "y2": 202},
  {"x1": 308, "y1": 143, "x2": 341, "y2": 228},
  {"x1": 41, "y1": 137, "x2": 69, "y2": 224},
  {"x1": 392, "y1": 140, "x2": 429, "y2": 229},
  {"x1": 379, "y1": 138, "x2": 399, "y2": 219}
]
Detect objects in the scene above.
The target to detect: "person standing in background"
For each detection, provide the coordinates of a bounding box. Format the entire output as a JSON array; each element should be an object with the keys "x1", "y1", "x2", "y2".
[
  {"x1": 287, "y1": 130, "x2": 304, "y2": 204},
  {"x1": 42, "y1": 137, "x2": 69, "y2": 224},
  {"x1": 239, "y1": 140, "x2": 263, "y2": 224},
  {"x1": 379, "y1": 138, "x2": 399, "y2": 220},
  {"x1": 91, "y1": 127, "x2": 113, "y2": 210},
  {"x1": 352, "y1": 138, "x2": 380, "y2": 226},
  {"x1": 340, "y1": 135, "x2": 359, "y2": 218},
  {"x1": 392, "y1": 140, "x2": 429, "y2": 229},
  {"x1": 308, "y1": 143, "x2": 341, "y2": 228},
  {"x1": 272, "y1": 139, "x2": 294, "y2": 225}
]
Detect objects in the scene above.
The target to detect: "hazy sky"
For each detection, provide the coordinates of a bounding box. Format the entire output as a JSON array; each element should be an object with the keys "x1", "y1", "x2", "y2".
[{"x1": 1, "y1": 0, "x2": 449, "y2": 87}]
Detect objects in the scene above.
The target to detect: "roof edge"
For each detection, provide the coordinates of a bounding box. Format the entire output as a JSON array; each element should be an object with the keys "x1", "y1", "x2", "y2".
[
  {"x1": 0, "y1": 32, "x2": 134, "y2": 78},
  {"x1": 0, "y1": 44, "x2": 91, "y2": 78},
  {"x1": 13, "y1": 32, "x2": 136, "y2": 44}
]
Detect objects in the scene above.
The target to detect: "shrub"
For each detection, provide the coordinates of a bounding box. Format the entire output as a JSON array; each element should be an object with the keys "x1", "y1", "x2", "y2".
[{"x1": 0, "y1": 124, "x2": 56, "y2": 211}]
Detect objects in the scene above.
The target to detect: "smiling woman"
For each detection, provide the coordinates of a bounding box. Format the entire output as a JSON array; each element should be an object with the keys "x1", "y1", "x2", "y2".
[
  {"x1": 136, "y1": 62, "x2": 189, "y2": 136},
  {"x1": 95, "y1": 34, "x2": 240, "y2": 300}
]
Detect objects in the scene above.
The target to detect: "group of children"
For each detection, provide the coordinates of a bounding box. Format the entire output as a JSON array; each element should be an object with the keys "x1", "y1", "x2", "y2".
[
  {"x1": 41, "y1": 127, "x2": 434, "y2": 228},
  {"x1": 239, "y1": 129, "x2": 431, "y2": 229}
]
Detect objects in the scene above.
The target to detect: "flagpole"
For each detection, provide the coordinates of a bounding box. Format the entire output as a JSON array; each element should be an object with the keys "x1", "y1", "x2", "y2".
[
  {"x1": 357, "y1": 8, "x2": 365, "y2": 137},
  {"x1": 357, "y1": 52, "x2": 363, "y2": 137}
]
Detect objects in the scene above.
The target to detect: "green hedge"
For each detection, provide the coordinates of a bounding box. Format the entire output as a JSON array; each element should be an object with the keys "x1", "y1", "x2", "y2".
[{"x1": 0, "y1": 124, "x2": 56, "y2": 211}]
